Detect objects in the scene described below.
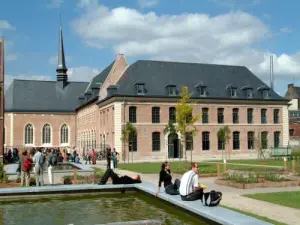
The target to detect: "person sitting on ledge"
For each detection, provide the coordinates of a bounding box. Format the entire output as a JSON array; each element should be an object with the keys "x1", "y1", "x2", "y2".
[
  {"x1": 179, "y1": 162, "x2": 204, "y2": 201},
  {"x1": 155, "y1": 161, "x2": 180, "y2": 197},
  {"x1": 99, "y1": 169, "x2": 142, "y2": 185}
]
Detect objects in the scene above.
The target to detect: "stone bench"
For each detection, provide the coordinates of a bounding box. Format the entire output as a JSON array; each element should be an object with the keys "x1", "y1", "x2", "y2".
[{"x1": 0, "y1": 183, "x2": 272, "y2": 225}]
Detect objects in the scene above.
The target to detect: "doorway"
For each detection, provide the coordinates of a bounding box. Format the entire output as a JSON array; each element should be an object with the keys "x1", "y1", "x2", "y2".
[{"x1": 168, "y1": 133, "x2": 180, "y2": 158}]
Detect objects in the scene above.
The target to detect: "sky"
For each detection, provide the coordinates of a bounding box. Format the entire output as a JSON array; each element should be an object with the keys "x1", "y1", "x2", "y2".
[{"x1": 1, "y1": 0, "x2": 300, "y2": 95}]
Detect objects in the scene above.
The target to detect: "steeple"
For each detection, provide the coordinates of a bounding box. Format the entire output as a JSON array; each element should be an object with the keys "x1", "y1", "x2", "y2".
[{"x1": 56, "y1": 21, "x2": 68, "y2": 83}]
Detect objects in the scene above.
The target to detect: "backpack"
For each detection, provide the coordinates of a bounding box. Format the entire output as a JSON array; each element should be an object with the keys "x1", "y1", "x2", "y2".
[
  {"x1": 202, "y1": 190, "x2": 222, "y2": 207},
  {"x1": 51, "y1": 154, "x2": 58, "y2": 166},
  {"x1": 39, "y1": 153, "x2": 46, "y2": 165},
  {"x1": 24, "y1": 156, "x2": 32, "y2": 172}
]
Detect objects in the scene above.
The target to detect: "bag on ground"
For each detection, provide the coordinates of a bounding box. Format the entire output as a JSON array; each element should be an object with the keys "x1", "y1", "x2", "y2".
[
  {"x1": 202, "y1": 190, "x2": 222, "y2": 207},
  {"x1": 24, "y1": 157, "x2": 32, "y2": 172}
]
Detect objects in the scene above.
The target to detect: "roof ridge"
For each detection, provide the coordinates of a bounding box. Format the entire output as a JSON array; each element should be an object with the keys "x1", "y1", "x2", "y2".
[
  {"x1": 13, "y1": 79, "x2": 89, "y2": 84},
  {"x1": 136, "y1": 59, "x2": 246, "y2": 68}
]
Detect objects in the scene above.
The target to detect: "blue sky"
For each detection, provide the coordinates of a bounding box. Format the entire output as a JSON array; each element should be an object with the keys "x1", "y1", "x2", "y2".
[{"x1": 1, "y1": 0, "x2": 300, "y2": 95}]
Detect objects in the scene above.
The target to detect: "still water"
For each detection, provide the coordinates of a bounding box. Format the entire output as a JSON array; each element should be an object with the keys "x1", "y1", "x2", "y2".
[{"x1": 0, "y1": 193, "x2": 216, "y2": 225}]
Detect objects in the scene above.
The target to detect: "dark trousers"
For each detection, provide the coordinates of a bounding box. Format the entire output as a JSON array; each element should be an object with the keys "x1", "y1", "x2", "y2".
[
  {"x1": 85, "y1": 156, "x2": 91, "y2": 164},
  {"x1": 165, "y1": 178, "x2": 181, "y2": 195},
  {"x1": 181, "y1": 189, "x2": 204, "y2": 201},
  {"x1": 107, "y1": 159, "x2": 111, "y2": 169},
  {"x1": 99, "y1": 169, "x2": 120, "y2": 185}
]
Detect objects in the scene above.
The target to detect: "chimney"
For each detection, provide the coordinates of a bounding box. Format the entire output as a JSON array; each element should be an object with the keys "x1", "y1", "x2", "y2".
[{"x1": 288, "y1": 84, "x2": 294, "y2": 89}]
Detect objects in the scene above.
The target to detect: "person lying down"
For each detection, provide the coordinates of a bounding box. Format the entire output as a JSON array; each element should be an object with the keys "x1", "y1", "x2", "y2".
[{"x1": 99, "y1": 169, "x2": 142, "y2": 185}]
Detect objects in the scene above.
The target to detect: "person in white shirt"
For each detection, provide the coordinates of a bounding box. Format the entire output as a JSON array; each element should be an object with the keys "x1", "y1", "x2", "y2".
[
  {"x1": 33, "y1": 148, "x2": 44, "y2": 186},
  {"x1": 179, "y1": 162, "x2": 203, "y2": 201}
]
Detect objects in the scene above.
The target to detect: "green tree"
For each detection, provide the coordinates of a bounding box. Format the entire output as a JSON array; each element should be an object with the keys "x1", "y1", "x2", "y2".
[
  {"x1": 121, "y1": 122, "x2": 137, "y2": 163},
  {"x1": 217, "y1": 126, "x2": 231, "y2": 160},
  {"x1": 255, "y1": 132, "x2": 267, "y2": 159},
  {"x1": 175, "y1": 86, "x2": 201, "y2": 162}
]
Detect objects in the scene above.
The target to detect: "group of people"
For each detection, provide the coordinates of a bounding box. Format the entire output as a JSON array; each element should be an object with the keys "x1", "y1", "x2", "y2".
[
  {"x1": 17, "y1": 147, "x2": 67, "y2": 187},
  {"x1": 99, "y1": 161, "x2": 209, "y2": 202},
  {"x1": 106, "y1": 148, "x2": 120, "y2": 169}
]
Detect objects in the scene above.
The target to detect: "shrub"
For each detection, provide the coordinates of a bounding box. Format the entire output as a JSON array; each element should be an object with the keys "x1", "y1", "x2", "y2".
[
  {"x1": 63, "y1": 176, "x2": 72, "y2": 185},
  {"x1": 16, "y1": 176, "x2": 21, "y2": 183},
  {"x1": 29, "y1": 177, "x2": 36, "y2": 186},
  {"x1": 223, "y1": 173, "x2": 259, "y2": 183}
]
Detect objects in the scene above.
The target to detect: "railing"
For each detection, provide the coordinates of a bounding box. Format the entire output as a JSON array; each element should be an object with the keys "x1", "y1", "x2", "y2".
[{"x1": 269, "y1": 147, "x2": 292, "y2": 158}]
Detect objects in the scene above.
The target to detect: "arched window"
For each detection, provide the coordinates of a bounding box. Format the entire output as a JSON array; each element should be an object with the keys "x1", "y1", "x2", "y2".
[
  {"x1": 42, "y1": 124, "x2": 51, "y2": 144},
  {"x1": 60, "y1": 124, "x2": 69, "y2": 144},
  {"x1": 25, "y1": 124, "x2": 34, "y2": 144}
]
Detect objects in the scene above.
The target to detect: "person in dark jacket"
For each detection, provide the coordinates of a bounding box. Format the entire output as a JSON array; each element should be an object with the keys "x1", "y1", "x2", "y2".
[
  {"x1": 99, "y1": 169, "x2": 141, "y2": 185},
  {"x1": 106, "y1": 148, "x2": 112, "y2": 169},
  {"x1": 155, "y1": 161, "x2": 180, "y2": 197}
]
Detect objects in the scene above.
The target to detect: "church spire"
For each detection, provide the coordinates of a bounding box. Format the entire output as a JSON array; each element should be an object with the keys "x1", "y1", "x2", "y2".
[{"x1": 56, "y1": 19, "x2": 68, "y2": 83}]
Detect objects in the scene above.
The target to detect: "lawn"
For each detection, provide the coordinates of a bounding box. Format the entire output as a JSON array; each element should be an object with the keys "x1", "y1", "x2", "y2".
[
  {"x1": 207, "y1": 159, "x2": 300, "y2": 168},
  {"x1": 221, "y1": 205, "x2": 287, "y2": 225},
  {"x1": 244, "y1": 191, "x2": 300, "y2": 209},
  {"x1": 118, "y1": 161, "x2": 282, "y2": 174}
]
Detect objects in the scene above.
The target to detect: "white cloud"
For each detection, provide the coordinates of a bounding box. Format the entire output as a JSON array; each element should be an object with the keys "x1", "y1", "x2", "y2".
[
  {"x1": 68, "y1": 66, "x2": 100, "y2": 82},
  {"x1": 46, "y1": 0, "x2": 64, "y2": 8},
  {"x1": 48, "y1": 55, "x2": 72, "y2": 65},
  {"x1": 138, "y1": 0, "x2": 159, "y2": 8},
  {"x1": 0, "y1": 20, "x2": 15, "y2": 30},
  {"x1": 280, "y1": 27, "x2": 292, "y2": 33},
  {"x1": 72, "y1": 2, "x2": 300, "y2": 88}
]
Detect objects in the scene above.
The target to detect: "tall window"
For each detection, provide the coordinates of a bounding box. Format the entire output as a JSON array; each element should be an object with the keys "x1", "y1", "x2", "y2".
[
  {"x1": 232, "y1": 108, "x2": 239, "y2": 124},
  {"x1": 233, "y1": 131, "x2": 240, "y2": 150},
  {"x1": 3, "y1": 127, "x2": 5, "y2": 145},
  {"x1": 261, "y1": 131, "x2": 268, "y2": 149},
  {"x1": 202, "y1": 108, "x2": 209, "y2": 124},
  {"x1": 218, "y1": 136, "x2": 224, "y2": 150},
  {"x1": 152, "y1": 107, "x2": 160, "y2": 123},
  {"x1": 60, "y1": 124, "x2": 69, "y2": 144},
  {"x1": 129, "y1": 133, "x2": 137, "y2": 152},
  {"x1": 248, "y1": 132, "x2": 254, "y2": 149},
  {"x1": 24, "y1": 124, "x2": 34, "y2": 144},
  {"x1": 274, "y1": 131, "x2": 280, "y2": 148},
  {"x1": 152, "y1": 132, "x2": 160, "y2": 151},
  {"x1": 42, "y1": 124, "x2": 51, "y2": 144},
  {"x1": 129, "y1": 106, "x2": 137, "y2": 123},
  {"x1": 247, "y1": 108, "x2": 253, "y2": 124},
  {"x1": 186, "y1": 132, "x2": 193, "y2": 151},
  {"x1": 169, "y1": 107, "x2": 176, "y2": 122},
  {"x1": 261, "y1": 109, "x2": 267, "y2": 124},
  {"x1": 217, "y1": 108, "x2": 224, "y2": 124},
  {"x1": 273, "y1": 109, "x2": 280, "y2": 124},
  {"x1": 202, "y1": 132, "x2": 210, "y2": 150}
]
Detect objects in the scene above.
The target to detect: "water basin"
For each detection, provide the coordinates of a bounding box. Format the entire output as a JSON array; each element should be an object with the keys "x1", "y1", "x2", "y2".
[{"x1": 0, "y1": 193, "x2": 217, "y2": 225}]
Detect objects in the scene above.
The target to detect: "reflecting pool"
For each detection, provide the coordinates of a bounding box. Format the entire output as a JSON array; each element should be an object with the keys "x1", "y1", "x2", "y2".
[{"x1": 0, "y1": 193, "x2": 217, "y2": 225}]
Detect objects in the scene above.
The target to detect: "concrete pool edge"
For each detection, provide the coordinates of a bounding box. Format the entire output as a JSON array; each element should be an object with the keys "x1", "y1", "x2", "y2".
[{"x1": 0, "y1": 183, "x2": 272, "y2": 225}]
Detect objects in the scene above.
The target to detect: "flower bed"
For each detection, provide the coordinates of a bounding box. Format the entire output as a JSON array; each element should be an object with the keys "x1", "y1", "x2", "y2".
[{"x1": 215, "y1": 172, "x2": 300, "y2": 189}]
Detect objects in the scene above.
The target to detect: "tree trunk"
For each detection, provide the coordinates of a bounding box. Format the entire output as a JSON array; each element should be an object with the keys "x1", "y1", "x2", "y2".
[{"x1": 182, "y1": 141, "x2": 186, "y2": 161}]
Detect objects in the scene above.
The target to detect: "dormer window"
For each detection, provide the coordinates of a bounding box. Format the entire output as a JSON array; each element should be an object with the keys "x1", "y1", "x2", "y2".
[
  {"x1": 263, "y1": 90, "x2": 269, "y2": 99},
  {"x1": 166, "y1": 85, "x2": 177, "y2": 96},
  {"x1": 257, "y1": 86, "x2": 270, "y2": 99},
  {"x1": 195, "y1": 83, "x2": 207, "y2": 97},
  {"x1": 226, "y1": 84, "x2": 238, "y2": 97},
  {"x1": 136, "y1": 83, "x2": 145, "y2": 95},
  {"x1": 241, "y1": 85, "x2": 253, "y2": 99}
]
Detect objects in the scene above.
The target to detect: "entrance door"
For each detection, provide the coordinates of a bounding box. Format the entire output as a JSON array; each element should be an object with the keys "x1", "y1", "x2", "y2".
[{"x1": 168, "y1": 133, "x2": 179, "y2": 158}]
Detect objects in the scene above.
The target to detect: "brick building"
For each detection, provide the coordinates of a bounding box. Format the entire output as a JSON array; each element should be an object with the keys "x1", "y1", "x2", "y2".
[{"x1": 4, "y1": 26, "x2": 289, "y2": 161}]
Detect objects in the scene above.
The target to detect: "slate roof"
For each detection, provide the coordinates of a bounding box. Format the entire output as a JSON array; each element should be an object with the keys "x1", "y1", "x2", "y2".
[
  {"x1": 5, "y1": 80, "x2": 89, "y2": 112},
  {"x1": 84, "y1": 61, "x2": 115, "y2": 94},
  {"x1": 113, "y1": 60, "x2": 287, "y2": 101}
]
